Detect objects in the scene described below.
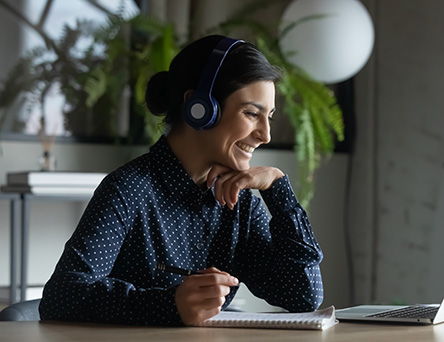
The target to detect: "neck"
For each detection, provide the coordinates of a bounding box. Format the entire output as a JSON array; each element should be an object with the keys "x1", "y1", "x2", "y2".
[{"x1": 167, "y1": 127, "x2": 211, "y2": 186}]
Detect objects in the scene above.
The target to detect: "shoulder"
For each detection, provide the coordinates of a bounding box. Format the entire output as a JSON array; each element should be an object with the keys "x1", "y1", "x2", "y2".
[
  {"x1": 93, "y1": 150, "x2": 163, "y2": 203},
  {"x1": 105, "y1": 136, "x2": 170, "y2": 187}
]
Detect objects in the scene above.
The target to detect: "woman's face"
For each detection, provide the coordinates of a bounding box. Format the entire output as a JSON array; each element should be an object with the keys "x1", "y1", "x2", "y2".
[{"x1": 202, "y1": 81, "x2": 276, "y2": 171}]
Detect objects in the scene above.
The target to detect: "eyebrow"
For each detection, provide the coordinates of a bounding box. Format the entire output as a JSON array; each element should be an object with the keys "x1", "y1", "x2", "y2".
[{"x1": 242, "y1": 101, "x2": 276, "y2": 114}]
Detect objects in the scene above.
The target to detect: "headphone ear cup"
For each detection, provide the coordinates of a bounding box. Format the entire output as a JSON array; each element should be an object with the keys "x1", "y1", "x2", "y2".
[
  {"x1": 212, "y1": 97, "x2": 221, "y2": 126},
  {"x1": 183, "y1": 94, "x2": 219, "y2": 130}
]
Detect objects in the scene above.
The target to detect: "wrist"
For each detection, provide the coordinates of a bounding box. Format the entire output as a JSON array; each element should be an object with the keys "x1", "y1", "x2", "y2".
[
  {"x1": 266, "y1": 168, "x2": 284, "y2": 189},
  {"x1": 274, "y1": 168, "x2": 285, "y2": 181}
]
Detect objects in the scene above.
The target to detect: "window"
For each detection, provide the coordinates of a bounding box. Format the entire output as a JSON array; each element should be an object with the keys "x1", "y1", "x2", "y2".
[{"x1": 0, "y1": 0, "x2": 140, "y2": 142}]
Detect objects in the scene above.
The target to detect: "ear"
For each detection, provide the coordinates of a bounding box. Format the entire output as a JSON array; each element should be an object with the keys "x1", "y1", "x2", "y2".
[{"x1": 183, "y1": 89, "x2": 194, "y2": 103}]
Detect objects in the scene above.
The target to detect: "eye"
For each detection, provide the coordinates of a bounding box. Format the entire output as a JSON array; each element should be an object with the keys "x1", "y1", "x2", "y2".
[{"x1": 244, "y1": 111, "x2": 259, "y2": 118}]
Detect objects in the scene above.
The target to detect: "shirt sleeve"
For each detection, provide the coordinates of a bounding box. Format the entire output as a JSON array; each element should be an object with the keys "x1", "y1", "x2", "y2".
[
  {"x1": 39, "y1": 177, "x2": 183, "y2": 326},
  {"x1": 234, "y1": 175, "x2": 324, "y2": 312}
]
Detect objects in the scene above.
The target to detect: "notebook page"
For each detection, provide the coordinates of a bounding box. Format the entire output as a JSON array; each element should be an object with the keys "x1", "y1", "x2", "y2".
[{"x1": 196, "y1": 305, "x2": 337, "y2": 330}]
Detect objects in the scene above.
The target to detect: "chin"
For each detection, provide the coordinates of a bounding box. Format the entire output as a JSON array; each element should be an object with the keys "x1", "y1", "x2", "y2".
[
  {"x1": 233, "y1": 162, "x2": 251, "y2": 171},
  {"x1": 225, "y1": 154, "x2": 251, "y2": 171}
]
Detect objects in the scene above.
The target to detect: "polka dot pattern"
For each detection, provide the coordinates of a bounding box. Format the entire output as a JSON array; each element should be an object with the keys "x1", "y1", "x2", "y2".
[{"x1": 39, "y1": 135, "x2": 324, "y2": 325}]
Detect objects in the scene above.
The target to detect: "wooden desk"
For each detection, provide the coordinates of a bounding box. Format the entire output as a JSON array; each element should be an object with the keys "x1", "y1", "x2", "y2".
[{"x1": 1, "y1": 321, "x2": 444, "y2": 342}]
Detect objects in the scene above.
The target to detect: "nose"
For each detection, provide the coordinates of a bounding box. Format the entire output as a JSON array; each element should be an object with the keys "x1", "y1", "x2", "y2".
[{"x1": 255, "y1": 117, "x2": 271, "y2": 144}]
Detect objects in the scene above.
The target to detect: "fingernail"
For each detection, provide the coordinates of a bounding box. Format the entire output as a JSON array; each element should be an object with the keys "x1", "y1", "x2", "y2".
[{"x1": 232, "y1": 277, "x2": 239, "y2": 285}]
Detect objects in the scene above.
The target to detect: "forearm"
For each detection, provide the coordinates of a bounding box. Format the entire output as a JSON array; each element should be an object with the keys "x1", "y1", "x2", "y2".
[
  {"x1": 238, "y1": 175, "x2": 323, "y2": 311},
  {"x1": 238, "y1": 248, "x2": 323, "y2": 312},
  {"x1": 261, "y1": 175, "x2": 323, "y2": 262},
  {"x1": 39, "y1": 271, "x2": 182, "y2": 325},
  {"x1": 39, "y1": 184, "x2": 183, "y2": 325}
]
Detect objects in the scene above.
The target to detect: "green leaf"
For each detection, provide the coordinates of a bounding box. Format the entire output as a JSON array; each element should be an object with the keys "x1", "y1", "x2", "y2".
[{"x1": 84, "y1": 68, "x2": 107, "y2": 108}]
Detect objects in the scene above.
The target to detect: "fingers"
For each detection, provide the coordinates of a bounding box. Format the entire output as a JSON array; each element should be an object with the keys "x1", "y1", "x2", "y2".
[
  {"x1": 189, "y1": 284, "x2": 231, "y2": 305},
  {"x1": 206, "y1": 164, "x2": 231, "y2": 188},
  {"x1": 189, "y1": 272, "x2": 239, "y2": 288},
  {"x1": 175, "y1": 268, "x2": 239, "y2": 326},
  {"x1": 213, "y1": 172, "x2": 242, "y2": 209},
  {"x1": 208, "y1": 166, "x2": 285, "y2": 210},
  {"x1": 201, "y1": 266, "x2": 230, "y2": 276},
  {"x1": 186, "y1": 306, "x2": 223, "y2": 326}
]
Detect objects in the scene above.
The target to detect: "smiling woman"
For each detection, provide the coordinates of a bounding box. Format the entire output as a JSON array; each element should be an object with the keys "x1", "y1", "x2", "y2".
[{"x1": 38, "y1": 34, "x2": 324, "y2": 327}]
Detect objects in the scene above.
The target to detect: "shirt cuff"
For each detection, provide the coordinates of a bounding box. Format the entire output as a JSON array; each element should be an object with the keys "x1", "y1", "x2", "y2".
[{"x1": 260, "y1": 175, "x2": 300, "y2": 216}]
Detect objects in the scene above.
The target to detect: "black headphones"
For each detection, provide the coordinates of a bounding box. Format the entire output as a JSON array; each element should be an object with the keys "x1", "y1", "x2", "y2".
[{"x1": 183, "y1": 37, "x2": 243, "y2": 130}]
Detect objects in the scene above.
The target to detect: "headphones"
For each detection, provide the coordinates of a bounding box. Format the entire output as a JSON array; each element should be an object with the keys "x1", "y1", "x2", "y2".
[{"x1": 183, "y1": 37, "x2": 243, "y2": 130}]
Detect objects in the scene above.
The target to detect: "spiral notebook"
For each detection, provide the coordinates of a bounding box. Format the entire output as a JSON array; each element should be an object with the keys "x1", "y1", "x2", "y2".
[{"x1": 195, "y1": 306, "x2": 338, "y2": 330}]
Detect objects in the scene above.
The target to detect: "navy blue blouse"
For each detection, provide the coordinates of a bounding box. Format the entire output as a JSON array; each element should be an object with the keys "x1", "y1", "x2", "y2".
[{"x1": 39, "y1": 135, "x2": 324, "y2": 325}]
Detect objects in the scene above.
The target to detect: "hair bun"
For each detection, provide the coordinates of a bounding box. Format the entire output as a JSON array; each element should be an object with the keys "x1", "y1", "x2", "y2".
[{"x1": 145, "y1": 71, "x2": 169, "y2": 115}]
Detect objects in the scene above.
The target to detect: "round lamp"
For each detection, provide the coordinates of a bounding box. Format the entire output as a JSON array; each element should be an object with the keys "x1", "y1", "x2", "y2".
[{"x1": 279, "y1": 0, "x2": 374, "y2": 84}]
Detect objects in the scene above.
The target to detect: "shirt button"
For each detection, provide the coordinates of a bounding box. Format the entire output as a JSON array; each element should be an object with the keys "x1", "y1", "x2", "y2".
[{"x1": 195, "y1": 242, "x2": 204, "y2": 250}]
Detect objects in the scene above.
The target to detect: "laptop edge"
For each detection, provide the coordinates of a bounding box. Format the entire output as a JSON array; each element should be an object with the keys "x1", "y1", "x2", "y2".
[{"x1": 336, "y1": 299, "x2": 444, "y2": 325}]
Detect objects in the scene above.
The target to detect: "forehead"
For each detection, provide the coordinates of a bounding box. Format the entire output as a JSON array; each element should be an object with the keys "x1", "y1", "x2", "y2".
[{"x1": 227, "y1": 81, "x2": 275, "y2": 107}]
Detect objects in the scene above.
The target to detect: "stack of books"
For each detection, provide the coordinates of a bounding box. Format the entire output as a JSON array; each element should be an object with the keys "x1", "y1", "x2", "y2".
[{"x1": 1, "y1": 171, "x2": 108, "y2": 196}]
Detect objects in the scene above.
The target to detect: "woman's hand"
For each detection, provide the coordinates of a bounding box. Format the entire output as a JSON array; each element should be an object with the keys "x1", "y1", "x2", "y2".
[
  {"x1": 206, "y1": 164, "x2": 285, "y2": 209},
  {"x1": 175, "y1": 267, "x2": 239, "y2": 326}
]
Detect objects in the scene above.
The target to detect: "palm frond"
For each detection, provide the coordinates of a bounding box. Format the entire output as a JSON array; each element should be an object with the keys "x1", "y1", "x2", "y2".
[{"x1": 84, "y1": 68, "x2": 108, "y2": 107}]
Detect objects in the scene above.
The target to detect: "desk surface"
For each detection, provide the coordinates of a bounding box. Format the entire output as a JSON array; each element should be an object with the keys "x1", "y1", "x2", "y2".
[{"x1": 1, "y1": 321, "x2": 444, "y2": 342}]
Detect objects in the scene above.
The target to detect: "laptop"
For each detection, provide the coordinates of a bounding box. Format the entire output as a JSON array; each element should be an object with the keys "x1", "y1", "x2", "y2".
[{"x1": 336, "y1": 299, "x2": 444, "y2": 324}]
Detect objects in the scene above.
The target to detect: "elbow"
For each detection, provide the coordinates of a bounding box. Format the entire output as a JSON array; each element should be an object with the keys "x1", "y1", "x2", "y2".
[
  {"x1": 38, "y1": 296, "x2": 55, "y2": 321},
  {"x1": 302, "y1": 266, "x2": 324, "y2": 311},
  {"x1": 295, "y1": 291, "x2": 323, "y2": 312},
  {"x1": 299, "y1": 285, "x2": 323, "y2": 312},
  {"x1": 309, "y1": 289, "x2": 324, "y2": 311}
]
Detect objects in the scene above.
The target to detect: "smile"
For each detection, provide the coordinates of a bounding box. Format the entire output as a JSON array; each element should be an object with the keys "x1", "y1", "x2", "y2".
[{"x1": 236, "y1": 142, "x2": 255, "y2": 153}]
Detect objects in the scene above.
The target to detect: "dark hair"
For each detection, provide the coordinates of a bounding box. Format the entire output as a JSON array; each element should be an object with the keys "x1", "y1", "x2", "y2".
[{"x1": 145, "y1": 35, "x2": 281, "y2": 127}]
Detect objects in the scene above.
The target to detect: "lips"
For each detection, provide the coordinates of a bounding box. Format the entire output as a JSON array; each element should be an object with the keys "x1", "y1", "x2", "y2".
[{"x1": 236, "y1": 142, "x2": 255, "y2": 153}]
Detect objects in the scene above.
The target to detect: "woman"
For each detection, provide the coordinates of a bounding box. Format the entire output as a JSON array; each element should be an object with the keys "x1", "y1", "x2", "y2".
[{"x1": 39, "y1": 35, "x2": 324, "y2": 326}]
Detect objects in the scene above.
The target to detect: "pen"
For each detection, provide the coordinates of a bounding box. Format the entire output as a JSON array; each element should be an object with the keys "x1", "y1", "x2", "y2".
[{"x1": 156, "y1": 263, "x2": 200, "y2": 276}]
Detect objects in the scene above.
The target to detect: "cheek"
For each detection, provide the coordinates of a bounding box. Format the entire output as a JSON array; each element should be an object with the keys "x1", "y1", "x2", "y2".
[
  {"x1": 228, "y1": 118, "x2": 251, "y2": 135},
  {"x1": 209, "y1": 113, "x2": 252, "y2": 148}
]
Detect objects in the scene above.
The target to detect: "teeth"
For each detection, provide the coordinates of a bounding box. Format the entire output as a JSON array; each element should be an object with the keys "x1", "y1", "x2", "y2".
[{"x1": 237, "y1": 142, "x2": 255, "y2": 153}]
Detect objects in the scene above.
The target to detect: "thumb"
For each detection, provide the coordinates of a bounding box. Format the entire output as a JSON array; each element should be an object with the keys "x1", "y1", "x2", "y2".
[{"x1": 206, "y1": 164, "x2": 231, "y2": 188}]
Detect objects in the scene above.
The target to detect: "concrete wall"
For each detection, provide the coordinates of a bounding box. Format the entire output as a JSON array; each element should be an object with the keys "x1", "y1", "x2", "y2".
[
  {"x1": 370, "y1": 0, "x2": 444, "y2": 304},
  {"x1": 351, "y1": 0, "x2": 444, "y2": 305}
]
